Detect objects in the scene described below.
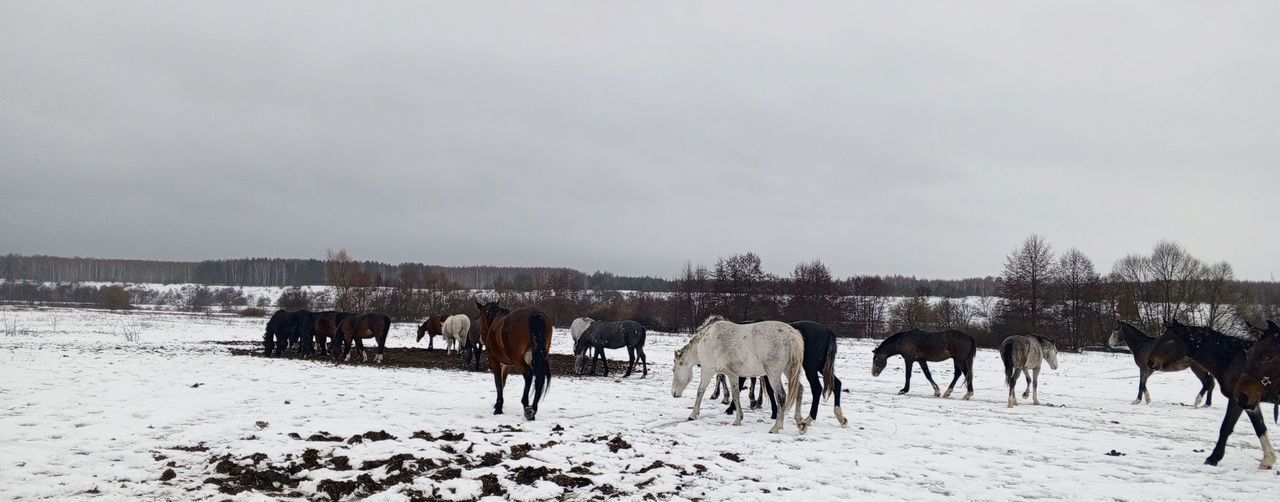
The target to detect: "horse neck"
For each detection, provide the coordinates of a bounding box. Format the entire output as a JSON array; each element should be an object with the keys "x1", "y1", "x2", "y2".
[
  {"x1": 1121, "y1": 327, "x2": 1153, "y2": 350},
  {"x1": 879, "y1": 335, "x2": 904, "y2": 356}
]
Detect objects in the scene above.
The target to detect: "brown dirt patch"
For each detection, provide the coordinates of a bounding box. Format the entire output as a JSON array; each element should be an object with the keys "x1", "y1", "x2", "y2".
[{"x1": 221, "y1": 341, "x2": 628, "y2": 377}]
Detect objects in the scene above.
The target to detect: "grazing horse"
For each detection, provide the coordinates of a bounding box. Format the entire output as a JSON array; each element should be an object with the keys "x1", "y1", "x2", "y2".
[
  {"x1": 440, "y1": 314, "x2": 471, "y2": 355},
  {"x1": 311, "y1": 311, "x2": 354, "y2": 358},
  {"x1": 872, "y1": 329, "x2": 976, "y2": 399},
  {"x1": 573, "y1": 320, "x2": 648, "y2": 378},
  {"x1": 263, "y1": 309, "x2": 308, "y2": 357},
  {"x1": 463, "y1": 314, "x2": 485, "y2": 371},
  {"x1": 338, "y1": 313, "x2": 392, "y2": 363},
  {"x1": 1148, "y1": 320, "x2": 1274, "y2": 468},
  {"x1": 672, "y1": 315, "x2": 807, "y2": 434},
  {"x1": 1108, "y1": 321, "x2": 1215, "y2": 407},
  {"x1": 722, "y1": 321, "x2": 849, "y2": 427},
  {"x1": 416, "y1": 314, "x2": 448, "y2": 350},
  {"x1": 1000, "y1": 335, "x2": 1059, "y2": 407},
  {"x1": 570, "y1": 317, "x2": 594, "y2": 343},
  {"x1": 475, "y1": 299, "x2": 552, "y2": 420}
]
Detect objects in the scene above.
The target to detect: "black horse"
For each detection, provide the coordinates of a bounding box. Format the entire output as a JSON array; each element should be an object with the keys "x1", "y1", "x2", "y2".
[
  {"x1": 872, "y1": 328, "x2": 976, "y2": 399},
  {"x1": 573, "y1": 320, "x2": 648, "y2": 377},
  {"x1": 1108, "y1": 320, "x2": 1215, "y2": 406},
  {"x1": 1147, "y1": 320, "x2": 1271, "y2": 467},
  {"x1": 724, "y1": 320, "x2": 848, "y2": 427},
  {"x1": 263, "y1": 309, "x2": 310, "y2": 357},
  {"x1": 308, "y1": 311, "x2": 354, "y2": 358},
  {"x1": 462, "y1": 314, "x2": 485, "y2": 371}
]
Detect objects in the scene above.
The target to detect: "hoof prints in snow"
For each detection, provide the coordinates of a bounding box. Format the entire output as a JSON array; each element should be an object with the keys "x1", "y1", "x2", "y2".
[{"x1": 165, "y1": 429, "x2": 731, "y2": 500}]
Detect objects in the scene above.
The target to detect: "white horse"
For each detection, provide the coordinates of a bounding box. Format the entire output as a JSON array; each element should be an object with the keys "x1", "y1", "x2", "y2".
[
  {"x1": 672, "y1": 315, "x2": 808, "y2": 434},
  {"x1": 441, "y1": 314, "x2": 471, "y2": 355},
  {"x1": 1000, "y1": 335, "x2": 1058, "y2": 407},
  {"x1": 570, "y1": 317, "x2": 594, "y2": 343}
]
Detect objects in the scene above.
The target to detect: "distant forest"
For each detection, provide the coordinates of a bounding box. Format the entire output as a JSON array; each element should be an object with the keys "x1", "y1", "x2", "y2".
[{"x1": 0, "y1": 254, "x2": 998, "y2": 297}]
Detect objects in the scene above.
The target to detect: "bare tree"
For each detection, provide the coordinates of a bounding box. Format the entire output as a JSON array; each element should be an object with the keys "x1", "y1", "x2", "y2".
[
  {"x1": 1146, "y1": 241, "x2": 1205, "y2": 323},
  {"x1": 996, "y1": 235, "x2": 1057, "y2": 335},
  {"x1": 1055, "y1": 247, "x2": 1101, "y2": 350},
  {"x1": 1200, "y1": 261, "x2": 1243, "y2": 332}
]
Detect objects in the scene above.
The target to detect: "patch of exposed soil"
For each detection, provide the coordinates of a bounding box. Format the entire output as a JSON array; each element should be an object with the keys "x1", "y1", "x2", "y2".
[{"x1": 223, "y1": 342, "x2": 629, "y2": 377}]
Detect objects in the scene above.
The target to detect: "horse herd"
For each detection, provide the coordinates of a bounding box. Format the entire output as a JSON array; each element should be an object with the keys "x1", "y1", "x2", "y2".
[{"x1": 260, "y1": 303, "x2": 1280, "y2": 469}]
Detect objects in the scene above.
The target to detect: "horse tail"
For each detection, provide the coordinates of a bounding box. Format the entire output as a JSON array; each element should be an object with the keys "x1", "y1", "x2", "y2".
[
  {"x1": 783, "y1": 329, "x2": 805, "y2": 420},
  {"x1": 967, "y1": 335, "x2": 978, "y2": 379},
  {"x1": 530, "y1": 311, "x2": 552, "y2": 395},
  {"x1": 821, "y1": 330, "x2": 838, "y2": 402},
  {"x1": 999, "y1": 339, "x2": 1015, "y2": 389}
]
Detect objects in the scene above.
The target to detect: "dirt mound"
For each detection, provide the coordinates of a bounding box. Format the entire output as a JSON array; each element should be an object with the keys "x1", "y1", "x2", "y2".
[{"x1": 222, "y1": 342, "x2": 634, "y2": 377}]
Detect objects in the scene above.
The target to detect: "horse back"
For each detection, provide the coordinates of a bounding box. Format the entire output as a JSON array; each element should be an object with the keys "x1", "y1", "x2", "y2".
[{"x1": 487, "y1": 308, "x2": 552, "y2": 369}]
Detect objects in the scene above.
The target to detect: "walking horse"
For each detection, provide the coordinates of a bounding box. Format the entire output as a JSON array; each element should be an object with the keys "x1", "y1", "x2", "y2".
[{"x1": 475, "y1": 299, "x2": 552, "y2": 420}]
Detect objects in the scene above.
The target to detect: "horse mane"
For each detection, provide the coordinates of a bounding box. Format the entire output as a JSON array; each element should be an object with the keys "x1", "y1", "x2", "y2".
[
  {"x1": 696, "y1": 315, "x2": 727, "y2": 334},
  {"x1": 1118, "y1": 321, "x2": 1155, "y2": 339},
  {"x1": 875, "y1": 331, "x2": 909, "y2": 352}
]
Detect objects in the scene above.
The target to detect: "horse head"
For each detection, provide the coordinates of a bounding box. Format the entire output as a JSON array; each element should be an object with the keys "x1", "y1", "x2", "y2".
[
  {"x1": 671, "y1": 343, "x2": 697, "y2": 398},
  {"x1": 1035, "y1": 335, "x2": 1059, "y2": 370},
  {"x1": 473, "y1": 299, "x2": 509, "y2": 337},
  {"x1": 1108, "y1": 320, "x2": 1128, "y2": 349},
  {"x1": 1236, "y1": 321, "x2": 1280, "y2": 409},
  {"x1": 415, "y1": 321, "x2": 429, "y2": 343}
]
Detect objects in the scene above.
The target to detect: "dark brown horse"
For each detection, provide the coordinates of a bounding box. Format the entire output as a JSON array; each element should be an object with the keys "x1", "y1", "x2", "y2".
[
  {"x1": 475, "y1": 299, "x2": 551, "y2": 420},
  {"x1": 1148, "y1": 320, "x2": 1273, "y2": 468},
  {"x1": 311, "y1": 311, "x2": 353, "y2": 358},
  {"x1": 463, "y1": 314, "x2": 485, "y2": 371},
  {"x1": 338, "y1": 313, "x2": 392, "y2": 364},
  {"x1": 1109, "y1": 320, "x2": 1215, "y2": 406},
  {"x1": 1237, "y1": 320, "x2": 1280, "y2": 436},
  {"x1": 416, "y1": 314, "x2": 448, "y2": 350},
  {"x1": 872, "y1": 329, "x2": 976, "y2": 399}
]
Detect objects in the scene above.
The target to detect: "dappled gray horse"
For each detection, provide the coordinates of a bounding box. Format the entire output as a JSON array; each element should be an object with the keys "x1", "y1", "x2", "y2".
[
  {"x1": 573, "y1": 320, "x2": 648, "y2": 377},
  {"x1": 1000, "y1": 335, "x2": 1059, "y2": 407},
  {"x1": 672, "y1": 315, "x2": 807, "y2": 434},
  {"x1": 570, "y1": 317, "x2": 594, "y2": 343}
]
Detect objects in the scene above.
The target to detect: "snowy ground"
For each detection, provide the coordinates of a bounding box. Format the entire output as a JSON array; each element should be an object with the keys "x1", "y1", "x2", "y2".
[{"x1": 1, "y1": 307, "x2": 1276, "y2": 501}]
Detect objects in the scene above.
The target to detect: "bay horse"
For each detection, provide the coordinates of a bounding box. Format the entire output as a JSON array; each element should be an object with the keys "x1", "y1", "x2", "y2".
[
  {"x1": 872, "y1": 328, "x2": 976, "y2": 399},
  {"x1": 1108, "y1": 321, "x2": 1215, "y2": 407},
  {"x1": 1147, "y1": 319, "x2": 1274, "y2": 468},
  {"x1": 672, "y1": 315, "x2": 807, "y2": 434},
  {"x1": 416, "y1": 314, "x2": 448, "y2": 350},
  {"x1": 572, "y1": 320, "x2": 648, "y2": 378},
  {"x1": 441, "y1": 314, "x2": 471, "y2": 355},
  {"x1": 570, "y1": 317, "x2": 594, "y2": 343},
  {"x1": 1237, "y1": 321, "x2": 1280, "y2": 439},
  {"x1": 338, "y1": 313, "x2": 392, "y2": 363},
  {"x1": 309, "y1": 311, "x2": 353, "y2": 358},
  {"x1": 475, "y1": 299, "x2": 552, "y2": 420},
  {"x1": 722, "y1": 320, "x2": 848, "y2": 427},
  {"x1": 1000, "y1": 335, "x2": 1058, "y2": 407},
  {"x1": 263, "y1": 309, "x2": 309, "y2": 357}
]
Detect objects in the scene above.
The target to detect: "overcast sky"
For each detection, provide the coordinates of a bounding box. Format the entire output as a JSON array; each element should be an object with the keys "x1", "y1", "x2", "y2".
[{"x1": 2, "y1": 2, "x2": 1277, "y2": 280}]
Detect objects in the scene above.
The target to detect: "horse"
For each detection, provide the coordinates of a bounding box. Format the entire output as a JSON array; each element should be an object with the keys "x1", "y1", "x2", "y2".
[
  {"x1": 463, "y1": 314, "x2": 485, "y2": 371},
  {"x1": 416, "y1": 314, "x2": 448, "y2": 350},
  {"x1": 1000, "y1": 335, "x2": 1059, "y2": 407},
  {"x1": 263, "y1": 309, "x2": 309, "y2": 357},
  {"x1": 671, "y1": 315, "x2": 807, "y2": 434},
  {"x1": 475, "y1": 299, "x2": 552, "y2": 420},
  {"x1": 310, "y1": 311, "x2": 354, "y2": 358},
  {"x1": 1147, "y1": 319, "x2": 1274, "y2": 468},
  {"x1": 570, "y1": 317, "x2": 594, "y2": 343},
  {"x1": 441, "y1": 314, "x2": 471, "y2": 355},
  {"x1": 711, "y1": 375, "x2": 764, "y2": 409},
  {"x1": 1237, "y1": 320, "x2": 1280, "y2": 438},
  {"x1": 872, "y1": 328, "x2": 976, "y2": 399},
  {"x1": 721, "y1": 320, "x2": 849, "y2": 427},
  {"x1": 572, "y1": 320, "x2": 648, "y2": 378},
  {"x1": 338, "y1": 313, "x2": 392, "y2": 363},
  {"x1": 1108, "y1": 320, "x2": 1215, "y2": 407}
]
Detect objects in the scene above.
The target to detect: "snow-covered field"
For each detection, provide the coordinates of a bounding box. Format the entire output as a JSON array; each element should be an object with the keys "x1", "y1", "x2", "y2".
[{"x1": 0, "y1": 307, "x2": 1276, "y2": 501}]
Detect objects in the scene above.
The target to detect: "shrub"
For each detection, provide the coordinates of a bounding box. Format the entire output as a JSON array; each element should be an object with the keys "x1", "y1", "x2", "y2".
[
  {"x1": 237, "y1": 307, "x2": 269, "y2": 317},
  {"x1": 99, "y1": 285, "x2": 132, "y2": 310}
]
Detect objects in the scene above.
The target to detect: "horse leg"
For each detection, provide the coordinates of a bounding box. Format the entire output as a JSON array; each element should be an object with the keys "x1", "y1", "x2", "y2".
[
  {"x1": 900, "y1": 360, "x2": 914, "y2": 395},
  {"x1": 342, "y1": 336, "x2": 353, "y2": 362},
  {"x1": 731, "y1": 375, "x2": 745, "y2": 426},
  {"x1": 1133, "y1": 368, "x2": 1149, "y2": 405},
  {"x1": 374, "y1": 335, "x2": 385, "y2": 364},
  {"x1": 832, "y1": 377, "x2": 848, "y2": 427},
  {"x1": 1245, "y1": 406, "x2": 1276, "y2": 469},
  {"x1": 521, "y1": 370, "x2": 535, "y2": 420},
  {"x1": 356, "y1": 338, "x2": 367, "y2": 363},
  {"x1": 759, "y1": 376, "x2": 778, "y2": 419},
  {"x1": 263, "y1": 331, "x2": 274, "y2": 357},
  {"x1": 766, "y1": 371, "x2": 788, "y2": 433},
  {"x1": 638, "y1": 346, "x2": 648, "y2": 378},
  {"x1": 963, "y1": 356, "x2": 975, "y2": 400},
  {"x1": 1022, "y1": 368, "x2": 1032, "y2": 399},
  {"x1": 749, "y1": 377, "x2": 761, "y2": 410},
  {"x1": 805, "y1": 369, "x2": 821, "y2": 421},
  {"x1": 599, "y1": 347, "x2": 609, "y2": 377},
  {"x1": 1031, "y1": 367, "x2": 1041, "y2": 405},
  {"x1": 1192, "y1": 365, "x2": 1214, "y2": 408},
  {"x1": 689, "y1": 367, "x2": 713, "y2": 421},
  {"x1": 944, "y1": 359, "x2": 962, "y2": 398},
  {"x1": 709, "y1": 374, "x2": 723, "y2": 401},
  {"x1": 919, "y1": 361, "x2": 940, "y2": 397},
  {"x1": 624, "y1": 346, "x2": 635, "y2": 378},
  {"x1": 492, "y1": 365, "x2": 507, "y2": 415},
  {"x1": 726, "y1": 377, "x2": 747, "y2": 415},
  {"x1": 1206, "y1": 402, "x2": 1247, "y2": 465},
  {"x1": 1007, "y1": 365, "x2": 1018, "y2": 408}
]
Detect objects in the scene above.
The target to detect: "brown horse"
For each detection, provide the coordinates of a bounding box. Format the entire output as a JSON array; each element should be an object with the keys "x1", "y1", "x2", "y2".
[
  {"x1": 338, "y1": 313, "x2": 392, "y2": 364},
  {"x1": 312, "y1": 311, "x2": 354, "y2": 358},
  {"x1": 1148, "y1": 319, "x2": 1274, "y2": 468},
  {"x1": 475, "y1": 299, "x2": 552, "y2": 420},
  {"x1": 1238, "y1": 320, "x2": 1280, "y2": 431},
  {"x1": 416, "y1": 314, "x2": 448, "y2": 350},
  {"x1": 872, "y1": 329, "x2": 976, "y2": 399}
]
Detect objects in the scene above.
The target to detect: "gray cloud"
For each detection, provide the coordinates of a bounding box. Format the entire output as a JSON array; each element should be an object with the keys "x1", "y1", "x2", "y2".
[{"x1": 2, "y1": 2, "x2": 1277, "y2": 279}]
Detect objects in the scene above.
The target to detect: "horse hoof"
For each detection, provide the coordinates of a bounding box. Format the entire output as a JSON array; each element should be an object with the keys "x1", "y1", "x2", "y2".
[
  {"x1": 1260, "y1": 463, "x2": 1274, "y2": 470},
  {"x1": 963, "y1": 393, "x2": 972, "y2": 401},
  {"x1": 942, "y1": 390, "x2": 953, "y2": 398},
  {"x1": 1204, "y1": 456, "x2": 1220, "y2": 466},
  {"x1": 523, "y1": 407, "x2": 537, "y2": 420},
  {"x1": 1033, "y1": 400, "x2": 1041, "y2": 406},
  {"x1": 768, "y1": 427, "x2": 781, "y2": 434},
  {"x1": 898, "y1": 389, "x2": 908, "y2": 395},
  {"x1": 838, "y1": 417, "x2": 849, "y2": 428}
]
